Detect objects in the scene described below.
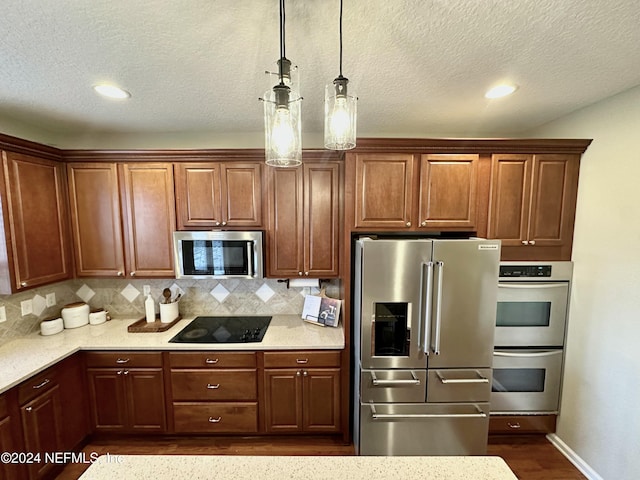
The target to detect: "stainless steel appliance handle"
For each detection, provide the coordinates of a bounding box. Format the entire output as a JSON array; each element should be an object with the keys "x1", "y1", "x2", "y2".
[
  {"x1": 370, "y1": 371, "x2": 421, "y2": 386},
  {"x1": 421, "y1": 261, "x2": 434, "y2": 355},
  {"x1": 369, "y1": 404, "x2": 486, "y2": 420},
  {"x1": 435, "y1": 371, "x2": 489, "y2": 384},
  {"x1": 498, "y1": 283, "x2": 566, "y2": 289},
  {"x1": 432, "y1": 261, "x2": 444, "y2": 355},
  {"x1": 247, "y1": 241, "x2": 254, "y2": 277},
  {"x1": 494, "y1": 350, "x2": 564, "y2": 358}
]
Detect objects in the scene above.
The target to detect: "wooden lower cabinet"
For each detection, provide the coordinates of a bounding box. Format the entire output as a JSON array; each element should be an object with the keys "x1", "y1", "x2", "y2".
[
  {"x1": 20, "y1": 385, "x2": 63, "y2": 480},
  {"x1": 263, "y1": 351, "x2": 341, "y2": 434},
  {"x1": 85, "y1": 351, "x2": 166, "y2": 433},
  {"x1": 168, "y1": 352, "x2": 258, "y2": 434},
  {"x1": 489, "y1": 414, "x2": 557, "y2": 434},
  {"x1": 0, "y1": 393, "x2": 22, "y2": 480}
]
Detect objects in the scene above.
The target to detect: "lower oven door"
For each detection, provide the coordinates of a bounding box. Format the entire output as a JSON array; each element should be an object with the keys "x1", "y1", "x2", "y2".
[
  {"x1": 491, "y1": 349, "x2": 563, "y2": 413},
  {"x1": 358, "y1": 402, "x2": 489, "y2": 456}
]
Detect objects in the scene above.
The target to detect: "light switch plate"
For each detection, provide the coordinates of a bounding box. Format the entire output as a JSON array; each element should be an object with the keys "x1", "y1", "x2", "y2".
[
  {"x1": 143, "y1": 285, "x2": 151, "y2": 296},
  {"x1": 0, "y1": 306, "x2": 6, "y2": 323},
  {"x1": 21, "y1": 299, "x2": 33, "y2": 316},
  {"x1": 46, "y1": 293, "x2": 56, "y2": 307}
]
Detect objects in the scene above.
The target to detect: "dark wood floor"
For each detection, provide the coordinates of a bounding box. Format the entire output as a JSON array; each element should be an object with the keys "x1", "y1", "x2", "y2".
[{"x1": 56, "y1": 434, "x2": 585, "y2": 480}]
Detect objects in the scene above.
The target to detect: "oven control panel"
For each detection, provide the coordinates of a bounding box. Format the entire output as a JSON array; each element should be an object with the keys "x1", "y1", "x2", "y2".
[{"x1": 499, "y1": 265, "x2": 552, "y2": 277}]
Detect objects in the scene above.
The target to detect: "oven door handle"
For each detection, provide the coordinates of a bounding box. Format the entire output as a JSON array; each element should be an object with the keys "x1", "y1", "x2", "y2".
[
  {"x1": 498, "y1": 283, "x2": 566, "y2": 289},
  {"x1": 435, "y1": 370, "x2": 489, "y2": 384},
  {"x1": 370, "y1": 371, "x2": 421, "y2": 386},
  {"x1": 494, "y1": 350, "x2": 564, "y2": 358},
  {"x1": 369, "y1": 404, "x2": 486, "y2": 420}
]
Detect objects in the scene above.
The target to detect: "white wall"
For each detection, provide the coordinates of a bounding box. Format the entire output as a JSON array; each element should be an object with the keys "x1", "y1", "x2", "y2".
[{"x1": 530, "y1": 85, "x2": 640, "y2": 480}]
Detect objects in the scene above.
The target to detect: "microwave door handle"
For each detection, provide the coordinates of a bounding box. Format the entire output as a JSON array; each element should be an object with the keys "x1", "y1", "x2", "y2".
[
  {"x1": 247, "y1": 241, "x2": 254, "y2": 277},
  {"x1": 421, "y1": 262, "x2": 434, "y2": 355},
  {"x1": 432, "y1": 261, "x2": 444, "y2": 355},
  {"x1": 494, "y1": 350, "x2": 564, "y2": 358}
]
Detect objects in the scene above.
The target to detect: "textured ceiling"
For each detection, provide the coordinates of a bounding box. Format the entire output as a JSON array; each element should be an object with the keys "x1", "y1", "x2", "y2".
[{"x1": 1, "y1": 0, "x2": 639, "y2": 147}]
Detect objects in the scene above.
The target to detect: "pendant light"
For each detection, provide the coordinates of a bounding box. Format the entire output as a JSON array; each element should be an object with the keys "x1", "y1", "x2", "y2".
[
  {"x1": 324, "y1": 0, "x2": 357, "y2": 150},
  {"x1": 261, "y1": 0, "x2": 302, "y2": 167}
]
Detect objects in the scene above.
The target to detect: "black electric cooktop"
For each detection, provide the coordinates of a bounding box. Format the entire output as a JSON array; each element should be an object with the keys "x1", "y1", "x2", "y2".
[{"x1": 169, "y1": 316, "x2": 272, "y2": 344}]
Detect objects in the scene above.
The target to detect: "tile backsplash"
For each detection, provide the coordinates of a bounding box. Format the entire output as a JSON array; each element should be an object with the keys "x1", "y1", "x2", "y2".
[{"x1": 0, "y1": 278, "x2": 340, "y2": 346}]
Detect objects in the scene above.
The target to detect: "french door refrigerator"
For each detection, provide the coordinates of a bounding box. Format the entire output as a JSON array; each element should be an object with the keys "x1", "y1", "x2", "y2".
[{"x1": 353, "y1": 237, "x2": 501, "y2": 455}]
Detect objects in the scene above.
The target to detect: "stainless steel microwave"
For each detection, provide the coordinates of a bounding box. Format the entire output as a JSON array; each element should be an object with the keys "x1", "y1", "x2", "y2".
[{"x1": 173, "y1": 231, "x2": 264, "y2": 279}]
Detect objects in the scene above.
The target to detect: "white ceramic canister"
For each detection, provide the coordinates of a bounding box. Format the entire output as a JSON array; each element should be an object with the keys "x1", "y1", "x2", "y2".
[
  {"x1": 40, "y1": 316, "x2": 64, "y2": 336},
  {"x1": 61, "y1": 302, "x2": 90, "y2": 329},
  {"x1": 89, "y1": 308, "x2": 108, "y2": 325}
]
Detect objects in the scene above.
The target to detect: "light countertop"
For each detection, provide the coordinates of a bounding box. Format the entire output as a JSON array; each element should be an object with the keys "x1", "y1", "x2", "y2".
[
  {"x1": 79, "y1": 455, "x2": 518, "y2": 479},
  {"x1": 0, "y1": 314, "x2": 344, "y2": 395}
]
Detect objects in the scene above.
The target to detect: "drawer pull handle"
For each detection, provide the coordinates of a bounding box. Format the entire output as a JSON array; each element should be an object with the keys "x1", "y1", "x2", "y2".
[
  {"x1": 507, "y1": 422, "x2": 521, "y2": 429},
  {"x1": 205, "y1": 358, "x2": 219, "y2": 365},
  {"x1": 206, "y1": 383, "x2": 220, "y2": 389},
  {"x1": 208, "y1": 416, "x2": 222, "y2": 423},
  {"x1": 296, "y1": 359, "x2": 309, "y2": 364},
  {"x1": 116, "y1": 358, "x2": 130, "y2": 364},
  {"x1": 32, "y1": 378, "x2": 51, "y2": 389},
  {"x1": 371, "y1": 371, "x2": 421, "y2": 386},
  {"x1": 435, "y1": 371, "x2": 489, "y2": 384}
]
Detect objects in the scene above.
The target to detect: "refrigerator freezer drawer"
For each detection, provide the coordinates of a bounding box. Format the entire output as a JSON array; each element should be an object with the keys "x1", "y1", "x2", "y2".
[
  {"x1": 358, "y1": 402, "x2": 490, "y2": 456},
  {"x1": 427, "y1": 368, "x2": 492, "y2": 403},
  {"x1": 360, "y1": 370, "x2": 427, "y2": 403}
]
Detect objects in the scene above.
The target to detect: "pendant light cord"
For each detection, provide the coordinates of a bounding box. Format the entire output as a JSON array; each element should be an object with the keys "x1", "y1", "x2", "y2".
[
  {"x1": 278, "y1": 0, "x2": 286, "y2": 83},
  {"x1": 339, "y1": 0, "x2": 343, "y2": 77}
]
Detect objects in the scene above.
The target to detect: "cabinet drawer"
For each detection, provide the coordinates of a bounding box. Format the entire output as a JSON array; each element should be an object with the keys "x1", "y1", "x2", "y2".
[
  {"x1": 173, "y1": 402, "x2": 258, "y2": 433},
  {"x1": 85, "y1": 352, "x2": 163, "y2": 368},
  {"x1": 489, "y1": 414, "x2": 556, "y2": 434},
  {"x1": 17, "y1": 367, "x2": 58, "y2": 405},
  {"x1": 427, "y1": 369, "x2": 492, "y2": 403},
  {"x1": 263, "y1": 351, "x2": 341, "y2": 368},
  {"x1": 171, "y1": 370, "x2": 257, "y2": 401},
  {"x1": 169, "y1": 352, "x2": 256, "y2": 369}
]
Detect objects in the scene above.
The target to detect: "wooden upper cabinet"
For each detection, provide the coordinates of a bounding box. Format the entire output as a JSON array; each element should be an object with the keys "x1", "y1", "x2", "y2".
[
  {"x1": 267, "y1": 160, "x2": 341, "y2": 278},
  {"x1": 175, "y1": 162, "x2": 263, "y2": 229},
  {"x1": 418, "y1": 154, "x2": 478, "y2": 229},
  {"x1": 488, "y1": 153, "x2": 580, "y2": 260},
  {"x1": 0, "y1": 151, "x2": 71, "y2": 293},
  {"x1": 121, "y1": 163, "x2": 176, "y2": 277},
  {"x1": 353, "y1": 153, "x2": 415, "y2": 229},
  {"x1": 67, "y1": 163, "x2": 125, "y2": 277},
  {"x1": 68, "y1": 162, "x2": 175, "y2": 277}
]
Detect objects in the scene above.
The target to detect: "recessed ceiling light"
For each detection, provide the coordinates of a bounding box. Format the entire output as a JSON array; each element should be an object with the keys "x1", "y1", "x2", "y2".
[
  {"x1": 485, "y1": 84, "x2": 518, "y2": 99},
  {"x1": 93, "y1": 84, "x2": 131, "y2": 99}
]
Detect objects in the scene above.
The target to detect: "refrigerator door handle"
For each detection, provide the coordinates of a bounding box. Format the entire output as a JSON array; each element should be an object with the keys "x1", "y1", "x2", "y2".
[
  {"x1": 431, "y1": 260, "x2": 444, "y2": 355},
  {"x1": 369, "y1": 404, "x2": 487, "y2": 420},
  {"x1": 435, "y1": 370, "x2": 489, "y2": 384},
  {"x1": 420, "y1": 261, "x2": 434, "y2": 354},
  {"x1": 370, "y1": 371, "x2": 421, "y2": 386}
]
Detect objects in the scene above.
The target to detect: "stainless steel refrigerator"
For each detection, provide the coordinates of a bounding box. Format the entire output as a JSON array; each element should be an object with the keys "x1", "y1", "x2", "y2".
[{"x1": 353, "y1": 237, "x2": 501, "y2": 455}]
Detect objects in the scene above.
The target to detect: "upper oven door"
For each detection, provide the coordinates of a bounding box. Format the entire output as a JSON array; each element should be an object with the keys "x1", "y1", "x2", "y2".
[{"x1": 495, "y1": 282, "x2": 569, "y2": 347}]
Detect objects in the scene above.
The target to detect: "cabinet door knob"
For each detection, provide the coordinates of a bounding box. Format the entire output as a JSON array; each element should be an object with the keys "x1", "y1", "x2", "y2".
[
  {"x1": 521, "y1": 240, "x2": 529, "y2": 245},
  {"x1": 421, "y1": 220, "x2": 427, "y2": 227},
  {"x1": 117, "y1": 370, "x2": 123, "y2": 375},
  {"x1": 20, "y1": 281, "x2": 27, "y2": 287},
  {"x1": 302, "y1": 370, "x2": 308, "y2": 376},
  {"x1": 26, "y1": 406, "x2": 33, "y2": 412},
  {"x1": 304, "y1": 272, "x2": 309, "y2": 276},
  {"x1": 221, "y1": 221, "x2": 227, "y2": 226},
  {"x1": 298, "y1": 272, "x2": 303, "y2": 276},
  {"x1": 215, "y1": 221, "x2": 221, "y2": 226},
  {"x1": 123, "y1": 370, "x2": 129, "y2": 375},
  {"x1": 130, "y1": 271, "x2": 136, "y2": 276},
  {"x1": 117, "y1": 271, "x2": 124, "y2": 276},
  {"x1": 406, "y1": 222, "x2": 411, "y2": 227},
  {"x1": 296, "y1": 370, "x2": 302, "y2": 377},
  {"x1": 529, "y1": 240, "x2": 536, "y2": 246}
]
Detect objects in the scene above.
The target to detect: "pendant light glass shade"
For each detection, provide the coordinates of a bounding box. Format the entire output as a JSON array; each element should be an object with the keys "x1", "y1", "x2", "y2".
[
  {"x1": 324, "y1": 77, "x2": 357, "y2": 150},
  {"x1": 263, "y1": 84, "x2": 302, "y2": 167}
]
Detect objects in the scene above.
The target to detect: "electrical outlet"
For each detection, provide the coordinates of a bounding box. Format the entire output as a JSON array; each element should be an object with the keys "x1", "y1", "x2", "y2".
[
  {"x1": 143, "y1": 285, "x2": 151, "y2": 296},
  {"x1": 46, "y1": 293, "x2": 56, "y2": 307},
  {"x1": 21, "y1": 299, "x2": 33, "y2": 316},
  {"x1": 0, "y1": 306, "x2": 6, "y2": 323}
]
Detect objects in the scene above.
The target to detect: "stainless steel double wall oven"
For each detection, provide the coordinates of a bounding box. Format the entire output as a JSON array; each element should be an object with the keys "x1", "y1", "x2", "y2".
[{"x1": 491, "y1": 262, "x2": 573, "y2": 415}]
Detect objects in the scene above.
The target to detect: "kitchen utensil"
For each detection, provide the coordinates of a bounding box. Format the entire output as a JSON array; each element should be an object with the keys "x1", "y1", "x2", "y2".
[
  {"x1": 61, "y1": 302, "x2": 90, "y2": 329},
  {"x1": 162, "y1": 288, "x2": 171, "y2": 304}
]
